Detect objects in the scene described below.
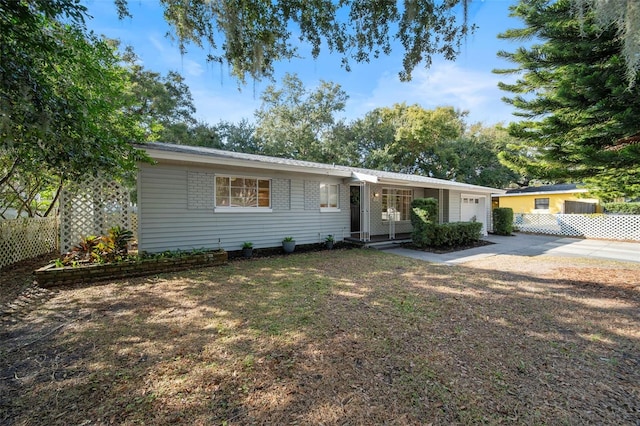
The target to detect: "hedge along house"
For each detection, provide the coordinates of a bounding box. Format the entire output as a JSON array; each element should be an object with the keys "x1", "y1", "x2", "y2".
[{"x1": 137, "y1": 143, "x2": 504, "y2": 253}]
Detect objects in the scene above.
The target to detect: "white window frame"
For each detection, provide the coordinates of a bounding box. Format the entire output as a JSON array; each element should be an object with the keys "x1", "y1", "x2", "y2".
[
  {"x1": 381, "y1": 188, "x2": 413, "y2": 222},
  {"x1": 534, "y1": 197, "x2": 550, "y2": 212},
  {"x1": 214, "y1": 175, "x2": 272, "y2": 213},
  {"x1": 320, "y1": 183, "x2": 340, "y2": 212}
]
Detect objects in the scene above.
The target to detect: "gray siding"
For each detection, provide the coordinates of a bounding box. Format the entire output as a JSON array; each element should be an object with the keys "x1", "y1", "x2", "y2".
[
  {"x1": 369, "y1": 184, "x2": 420, "y2": 236},
  {"x1": 449, "y1": 190, "x2": 462, "y2": 223},
  {"x1": 138, "y1": 163, "x2": 350, "y2": 253}
]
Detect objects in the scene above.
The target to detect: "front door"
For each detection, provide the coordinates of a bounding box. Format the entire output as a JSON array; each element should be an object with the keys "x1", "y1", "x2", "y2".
[{"x1": 350, "y1": 186, "x2": 360, "y2": 233}]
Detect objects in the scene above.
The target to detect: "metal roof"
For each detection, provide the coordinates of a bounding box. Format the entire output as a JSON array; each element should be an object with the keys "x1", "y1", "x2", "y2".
[
  {"x1": 139, "y1": 142, "x2": 503, "y2": 193},
  {"x1": 504, "y1": 184, "x2": 583, "y2": 195}
]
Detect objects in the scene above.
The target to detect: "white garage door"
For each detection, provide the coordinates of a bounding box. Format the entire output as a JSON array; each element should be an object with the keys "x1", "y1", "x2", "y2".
[{"x1": 461, "y1": 195, "x2": 487, "y2": 235}]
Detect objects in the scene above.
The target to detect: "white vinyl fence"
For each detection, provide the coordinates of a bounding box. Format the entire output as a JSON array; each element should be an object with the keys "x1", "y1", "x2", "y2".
[
  {"x1": 0, "y1": 216, "x2": 58, "y2": 269},
  {"x1": 515, "y1": 213, "x2": 640, "y2": 241}
]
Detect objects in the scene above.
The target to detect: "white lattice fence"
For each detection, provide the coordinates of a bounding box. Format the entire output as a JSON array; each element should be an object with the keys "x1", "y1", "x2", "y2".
[
  {"x1": 131, "y1": 213, "x2": 138, "y2": 241},
  {"x1": 0, "y1": 217, "x2": 58, "y2": 269},
  {"x1": 60, "y1": 177, "x2": 132, "y2": 253},
  {"x1": 515, "y1": 213, "x2": 640, "y2": 241}
]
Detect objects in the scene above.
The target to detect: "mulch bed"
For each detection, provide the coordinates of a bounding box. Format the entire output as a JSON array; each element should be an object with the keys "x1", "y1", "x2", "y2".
[{"x1": 401, "y1": 239, "x2": 494, "y2": 253}]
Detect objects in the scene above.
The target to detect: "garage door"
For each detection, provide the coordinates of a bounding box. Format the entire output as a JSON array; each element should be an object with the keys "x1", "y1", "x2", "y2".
[{"x1": 461, "y1": 195, "x2": 487, "y2": 234}]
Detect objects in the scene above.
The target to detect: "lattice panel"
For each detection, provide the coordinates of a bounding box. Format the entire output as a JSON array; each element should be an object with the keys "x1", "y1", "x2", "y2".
[
  {"x1": 0, "y1": 217, "x2": 58, "y2": 269},
  {"x1": 130, "y1": 213, "x2": 138, "y2": 241},
  {"x1": 60, "y1": 177, "x2": 132, "y2": 253},
  {"x1": 515, "y1": 213, "x2": 640, "y2": 241}
]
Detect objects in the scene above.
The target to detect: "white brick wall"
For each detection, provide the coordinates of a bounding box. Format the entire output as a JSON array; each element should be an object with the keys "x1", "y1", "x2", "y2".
[
  {"x1": 187, "y1": 171, "x2": 215, "y2": 210},
  {"x1": 304, "y1": 180, "x2": 320, "y2": 210},
  {"x1": 272, "y1": 178, "x2": 291, "y2": 211}
]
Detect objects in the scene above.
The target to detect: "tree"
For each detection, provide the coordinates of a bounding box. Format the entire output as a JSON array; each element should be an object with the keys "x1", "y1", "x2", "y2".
[
  {"x1": 116, "y1": 0, "x2": 473, "y2": 83},
  {"x1": 120, "y1": 46, "x2": 197, "y2": 142},
  {"x1": 495, "y1": 0, "x2": 640, "y2": 200},
  {"x1": 571, "y1": 0, "x2": 640, "y2": 85},
  {"x1": 254, "y1": 73, "x2": 349, "y2": 163},
  {"x1": 216, "y1": 120, "x2": 262, "y2": 154},
  {"x1": 1, "y1": 1, "x2": 145, "y2": 216},
  {"x1": 349, "y1": 104, "x2": 464, "y2": 178},
  {"x1": 450, "y1": 125, "x2": 521, "y2": 188}
]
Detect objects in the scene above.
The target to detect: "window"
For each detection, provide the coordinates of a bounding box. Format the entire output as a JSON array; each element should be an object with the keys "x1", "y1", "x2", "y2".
[
  {"x1": 382, "y1": 188, "x2": 412, "y2": 221},
  {"x1": 215, "y1": 176, "x2": 271, "y2": 209},
  {"x1": 534, "y1": 197, "x2": 549, "y2": 210},
  {"x1": 320, "y1": 183, "x2": 339, "y2": 209}
]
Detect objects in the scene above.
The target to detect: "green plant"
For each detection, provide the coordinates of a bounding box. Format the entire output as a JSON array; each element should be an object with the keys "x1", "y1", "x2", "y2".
[
  {"x1": 325, "y1": 235, "x2": 334, "y2": 242},
  {"x1": 410, "y1": 198, "x2": 438, "y2": 248},
  {"x1": 59, "y1": 227, "x2": 135, "y2": 265},
  {"x1": 61, "y1": 235, "x2": 101, "y2": 265},
  {"x1": 428, "y1": 222, "x2": 482, "y2": 247},
  {"x1": 602, "y1": 202, "x2": 640, "y2": 214},
  {"x1": 282, "y1": 236, "x2": 295, "y2": 243},
  {"x1": 242, "y1": 241, "x2": 254, "y2": 249},
  {"x1": 493, "y1": 207, "x2": 514, "y2": 236}
]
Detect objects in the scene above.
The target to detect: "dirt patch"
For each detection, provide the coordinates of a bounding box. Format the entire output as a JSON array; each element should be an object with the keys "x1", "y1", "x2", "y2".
[
  {"x1": 1, "y1": 250, "x2": 639, "y2": 425},
  {"x1": 0, "y1": 252, "x2": 56, "y2": 308}
]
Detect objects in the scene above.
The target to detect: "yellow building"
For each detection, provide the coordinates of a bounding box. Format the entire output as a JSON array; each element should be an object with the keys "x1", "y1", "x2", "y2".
[{"x1": 493, "y1": 184, "x2": 601, "y2": 214}]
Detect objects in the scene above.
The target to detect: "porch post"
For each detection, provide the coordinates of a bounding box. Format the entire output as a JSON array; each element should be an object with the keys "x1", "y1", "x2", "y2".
[
  {"x1": 438, "y1": 189, "x2": 444, "y2": 224},
  {"x1": 388, "y1": 189, "x2": 396, "y2": 239},
  {"x1": 360, "y1": 183, "x2": 371, "y2": 241}
]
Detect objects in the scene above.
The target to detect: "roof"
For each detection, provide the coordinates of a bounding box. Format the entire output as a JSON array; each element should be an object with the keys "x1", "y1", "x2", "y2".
[
  {"x1": 139, "y1": 142, "x2": 504, "y2": 194},
  {"x1": 501, "y1": 184, "x2": 587, "y2": 196}
]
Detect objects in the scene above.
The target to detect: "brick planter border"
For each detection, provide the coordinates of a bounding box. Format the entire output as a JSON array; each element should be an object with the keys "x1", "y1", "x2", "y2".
[{"x1": 34, "y1": 250, "x2": 228, "y2": 288}]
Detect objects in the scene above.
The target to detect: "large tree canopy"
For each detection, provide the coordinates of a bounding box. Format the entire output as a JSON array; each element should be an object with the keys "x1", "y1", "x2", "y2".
[
  {"x1": 116, "y1": 0, "x2": 472, "y2": 83},
  {"x1": 0, "y1": 0, "x2": 148, "y2": 216},
  {"x1": 495, "y1": 0, "x2": 640, "y2": 200},
  {"x1": 1, "y1": 1, "x2": 145, "y2": 180},
  {"x1": 254, "y1": 73, "x2": 351, "y2": 163}
]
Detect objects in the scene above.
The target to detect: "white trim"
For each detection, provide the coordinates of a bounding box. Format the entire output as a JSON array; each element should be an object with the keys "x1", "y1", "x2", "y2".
[
  {"x1": 498, "y1": 189, "x2": 589, "y2": 197},
  {"x1": 214, "y1": 207, "x2": 273, "y2": 213},
  {"x1": 352, "y1": 171, "x2": 378, "y2": 183},
  {"x1": 214, "y1": 174, "x2": 272, "y2": 209},
  {"x1": 320, "y1": 207, "x2": 341, "y2": 213}
]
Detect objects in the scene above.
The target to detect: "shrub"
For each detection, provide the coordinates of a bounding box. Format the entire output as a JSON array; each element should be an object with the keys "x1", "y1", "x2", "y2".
[
  {"x1": 493, "y1": 207, "x2": 514, "y2": 236},
  {"x1": 430, "y1": 222, "x2": 482, "y2": 247},
  {"x1": 411, "y1": 198, "x2": 438, "y2": 247},
  {"x1": 602, "y1": 202, "x2": 640, "y2": 215},
  {"x1": 61, "y1": 227, "x2": 134, "y2": 265}
]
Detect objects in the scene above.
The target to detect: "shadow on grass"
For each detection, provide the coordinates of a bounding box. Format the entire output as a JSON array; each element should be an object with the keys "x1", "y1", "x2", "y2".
[{"x1": 1, "y1": 249, "x2": 638, "y2": 425}]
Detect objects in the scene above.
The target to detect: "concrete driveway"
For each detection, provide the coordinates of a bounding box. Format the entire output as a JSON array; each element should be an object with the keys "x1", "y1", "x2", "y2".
[{"x1": 381, "y1": 233, "x2": 640, "y2": 265}]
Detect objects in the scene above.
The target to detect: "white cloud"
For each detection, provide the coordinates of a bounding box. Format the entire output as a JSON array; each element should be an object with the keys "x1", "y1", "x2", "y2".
[
  {"x1": 347, "y1": 61, "x2": 518, "y2": 126},
  {"x1": 190, "y1": 87, "x2": 260, "y2": 124},
  {"x1": 148, "y1": 34, "x2": 204, "y2": 77}
]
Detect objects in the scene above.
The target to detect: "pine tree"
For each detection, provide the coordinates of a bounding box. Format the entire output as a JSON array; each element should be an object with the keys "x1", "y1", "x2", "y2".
[{"x1": 495, "y1": 0, "x2": 640, "y2": 200}]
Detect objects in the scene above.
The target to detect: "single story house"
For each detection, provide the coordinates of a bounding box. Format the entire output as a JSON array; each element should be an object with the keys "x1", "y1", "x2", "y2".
[
  {"x1": 493, "y1": 184, "x2": 600, "y2": 214},
  {"x1": 137, "y1": 143, "x2": 504, "y2": 253}
]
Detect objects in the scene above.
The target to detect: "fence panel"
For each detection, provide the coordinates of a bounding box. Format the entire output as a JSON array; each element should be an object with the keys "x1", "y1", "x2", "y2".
[
  {"x1": 0, "y1": 217, "x2": 58, "y2": 269},
  {"x1": 515, "y1": 213, "x2": 640, "y2": 241},
  {"x1": 60, "y1": 177, "x2": 132, "y2": 253}
]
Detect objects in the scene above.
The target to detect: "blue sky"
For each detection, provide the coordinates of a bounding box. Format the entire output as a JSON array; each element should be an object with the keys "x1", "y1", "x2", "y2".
[{"x1": 84, "y1": 0, "x2": 522, "y2": 127}]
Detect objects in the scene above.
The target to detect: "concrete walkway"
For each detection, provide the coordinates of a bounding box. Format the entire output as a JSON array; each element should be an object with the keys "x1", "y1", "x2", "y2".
[{"x1": 380, "y1": 233, "x2": 640, "y2": 265}]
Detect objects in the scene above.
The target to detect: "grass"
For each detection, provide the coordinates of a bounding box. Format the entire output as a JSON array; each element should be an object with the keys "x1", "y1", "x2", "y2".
[{"x1": 1, "y1": 249, "x2": 639, "y2": 425}]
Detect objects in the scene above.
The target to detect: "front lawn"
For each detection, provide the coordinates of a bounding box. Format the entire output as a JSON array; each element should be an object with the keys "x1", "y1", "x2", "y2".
[{"x1": 1, "y1": 249, "x2": 639, "y2": 424}]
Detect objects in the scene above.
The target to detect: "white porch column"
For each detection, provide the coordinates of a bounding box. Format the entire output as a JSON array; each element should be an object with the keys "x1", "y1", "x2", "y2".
[{"x1": 360, "y1": 183, "x2": 371, "y2": 241}]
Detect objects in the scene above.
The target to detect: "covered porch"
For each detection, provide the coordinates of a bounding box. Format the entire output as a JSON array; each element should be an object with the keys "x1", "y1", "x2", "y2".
[
  {"x1": 343, "y1": 169, "x2": 496, "y2": 243},
  {"x1": 344, "y1": 171, "x2": 450, "y2": 243}
]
